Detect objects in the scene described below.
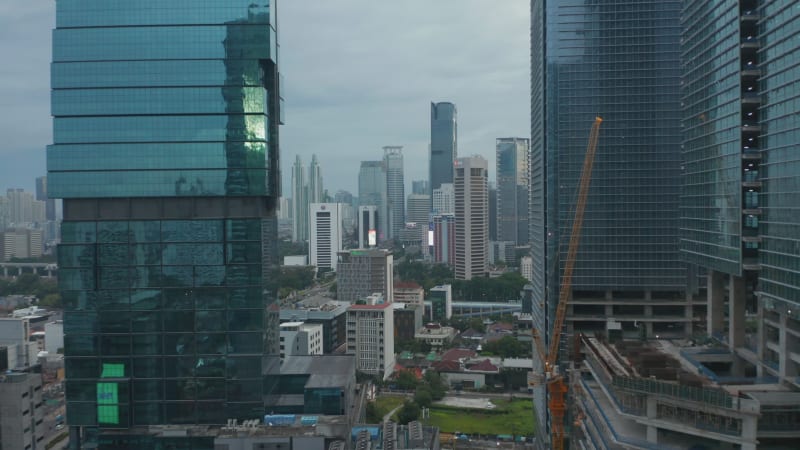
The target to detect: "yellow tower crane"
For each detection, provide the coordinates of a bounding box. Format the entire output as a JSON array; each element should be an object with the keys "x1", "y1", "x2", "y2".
[{"x1": 532, "y1": 117, "x2": 602, "y2": 450}]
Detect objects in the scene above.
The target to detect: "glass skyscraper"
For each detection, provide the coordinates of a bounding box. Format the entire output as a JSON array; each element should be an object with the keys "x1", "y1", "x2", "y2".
[
  {"x1": 531, "y1": 0, "x2": 686, "y2": 444},
  {"x1": 759, "y1": 0, "x2": 800, "y2": 378},
  {"x1": 383, "y1": 146, "x2": 405, "y2": 240},
  {"x1": 48, "y1": 0, "x2": 282, "y2": 447},
  {"x1": 429, "y1": 102, "x2": 457, "y2": 196},
  {"x1": 681, "y1": 0, "x2": 800, "y2": 380},
  {"x1": 496, "y1": 137, "x2": 530, "y2": 246},
  {"x1": 359, "y1": 160, "x2": 387, "y2": 242}
]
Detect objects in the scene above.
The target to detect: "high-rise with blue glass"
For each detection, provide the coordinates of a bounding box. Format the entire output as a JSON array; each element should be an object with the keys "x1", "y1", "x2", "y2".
[
  {"x1": 682, "y1": 0, "x2": 800, "y2": 382},
  {"x1": 429, "y1": 102, "x2": 457, "y2": 198},
  {"x1": 48, "y1": 1, "x2": 282, "y2": 447},
  {"x1": 530, "y1": 1, "x2": 688, "y2": 446}
]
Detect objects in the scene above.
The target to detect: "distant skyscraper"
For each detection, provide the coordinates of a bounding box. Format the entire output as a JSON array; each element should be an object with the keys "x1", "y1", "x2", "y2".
[
  {"x1": 432, "y1": 183, "x2": 454, "y2": 214},
  {"x1": 48, "y1": 0, "x2": 282, "y2": 445},
  {"x1": 432, "y1": 213, "x2": 456, "y2": 265},
  {"x1": 358, "y1": 160, "x2": 387, "y2": 241},
  {"x1": 406, "y1": 193, "x2": 430, "y2": 252},
  {"x1": 488, "y1": 184, "x2": 497, "y2": 241},
  {"x1": 454, "y1": 156, "x2": 488, "y2": 280},
  {"x1": 308, "y1": 154, "x2": 323, "y2": 204},
  {"x1": 383, "y1": 146, "x2": 405, "y2": 240},
  {"x1": 412, "y1": 180, "x2": 429, "y2": 195},
  {"x1": 292, "y1": 155, "x2": 309, "y2": 242},
  {"x1": 309, "y1": 203, "x2": 343, "y2": 274},
  {"x1": 406, "y1": 194, "x2": 430, "y2": 226},
  {"x1": 430, "y1": 102, "x2": 457, "y2": 197},
  {"x1": 496, "y1": 137, "x2": 530, "y2": 245},
  {"x1": 357, "y1": 205, "x2": 380, "y2": 248},
  {"x1": 35, "y1": 176, "x2": 56, "y2": 222},
  {"x1": 334, "y1": 190, "x2": 355, "y2": 232}
]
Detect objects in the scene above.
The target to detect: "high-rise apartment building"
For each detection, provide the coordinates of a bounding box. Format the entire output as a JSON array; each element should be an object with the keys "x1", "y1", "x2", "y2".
[
  {"x1": 334, "y1": 190, "x2": 356, "y2": 232},
  {"x1": 309, "y1": 203, "x2": 343, "y2": 274},
  {"x1": 1, "y1": 229, "x2": 43, "y2": 261},
  {"x1": 291, "y1": 155, "x2": 309, "y2": 242},
  {"x1": 383, "y1": 146, "x2": 405, "y2": 240},
  {"x1": 359, "y1": 160, "x2": 387, "y2": 242},
  {"x1": 454, "y1": 156, "x2": 488, "y2": 280},
  {"x1": 406, "y1": 194, "x2": 430, "y2": 226},
  {"x1": 430, "y1": 102, "x2": 457, "y2": 196},
  {"x1": 336, "y1": 249, "x2": 393, "y2": 304},
  {"x1": 496, "y1": 137, "x2": 530, "y2": 245},
  {"x1": 48, "y1": 1, "x2": 282, "y2": 446},
  {"x1": 432, "y1": 183, "x2": 454, "y2": 215},
  {"x1": 432, "y1": 214, "x2": 455, "y2": 265},
  {"x1": 36, "y1": 176, "x2": 56, "y2": 222}
]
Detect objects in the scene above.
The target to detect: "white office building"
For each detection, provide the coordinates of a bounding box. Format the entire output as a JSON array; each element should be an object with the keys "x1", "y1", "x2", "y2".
[
  {"x1": 309, "y1": 203, "x2": 343, "y2": 274},
  {"x1": 279, "y1": 322, "x2": 323, "y2": 362},
  {"x1": 346, "y1": 303, "x2": 395, "y2": 380},
  {"x1": 454, "y1": 156, "x2": 489, "y2": 280}
]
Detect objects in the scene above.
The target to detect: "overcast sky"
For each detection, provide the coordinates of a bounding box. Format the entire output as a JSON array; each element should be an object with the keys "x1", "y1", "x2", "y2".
[{"x1": 0, "y1": 1, "x2": 529, "y2": 196}]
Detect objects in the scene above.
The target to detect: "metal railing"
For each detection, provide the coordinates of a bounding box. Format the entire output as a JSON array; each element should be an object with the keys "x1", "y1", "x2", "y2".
[{"x1": 611, "y1": 376, "x2": 734, "y2": 410}]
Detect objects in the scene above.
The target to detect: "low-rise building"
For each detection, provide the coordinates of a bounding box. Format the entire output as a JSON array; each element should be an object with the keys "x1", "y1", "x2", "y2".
[
  {"x1": 44, "y1": 320, "x2": 63, "y2": 354},
  {"x1": 0, "y1": 318, "x2": 37, "y2": 370},
  {"x1": 0, "y1": 371, "x2": 45, "y2": 450},
  {"x1": 393, "y1": 281, "x2": 424, "y2": 306},
  {"x1": 414, "y1": 323, "x2": 456, "y2": 349},
  {"x1": 393, "y1": 303, "x2": 423, "y2": 342},
  {"x1": 428, "y1": 285, "x2": 452, "y2": 321},
  {"x1": 280, "y1": 298, "x2": 349, "y2": 353},
  {"x1": 279, "y1": 322, "x2": 323, "y2": 362}
]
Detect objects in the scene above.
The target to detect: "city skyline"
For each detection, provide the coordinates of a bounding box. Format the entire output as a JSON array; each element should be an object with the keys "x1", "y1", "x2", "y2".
[{"x1": 0, "y1": 1, "x2": 529, "y2": 196}]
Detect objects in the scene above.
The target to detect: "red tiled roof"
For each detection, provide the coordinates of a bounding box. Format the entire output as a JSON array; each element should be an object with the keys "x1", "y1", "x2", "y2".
[
  {"x1": 440, "y1": 348, "x2": 477, "y2": 362},
  {"x1": 467, "y1": 359, "x2": 499, "y2": 372},
  {"x1": 432, "y1": 360, "x2": 461, "y2": 372}
]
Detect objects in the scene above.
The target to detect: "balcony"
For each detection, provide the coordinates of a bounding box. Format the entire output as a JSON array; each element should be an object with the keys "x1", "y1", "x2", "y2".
[{"x1": 740, "y1": 10, "x2": 760, "y2": 22}]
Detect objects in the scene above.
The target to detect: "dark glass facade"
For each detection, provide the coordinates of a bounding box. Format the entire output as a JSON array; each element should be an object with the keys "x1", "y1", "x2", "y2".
[
  {"x1": 48, "y1": 0, "x2": 281, "y2": 446},
  {"x1": 680, "y1": 0, "x2": 744, "y2": 276},
  {"x1": 430, "y1": 102, "x2": 457, "y2": 194},
  {"x1": 759, "y1": 1, "x2": 800, "y2": 315},
  {"x1": 531, "y1": 0, "x2": 686, "y2": 444},
  {"x1": 496, "y1": 138, "x2": 530, "y2": 245}
]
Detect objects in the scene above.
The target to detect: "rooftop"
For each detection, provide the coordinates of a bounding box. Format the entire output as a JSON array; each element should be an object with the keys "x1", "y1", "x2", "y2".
[{"x1": 279, "y1": 355, "x2": 355, "y2": 389}]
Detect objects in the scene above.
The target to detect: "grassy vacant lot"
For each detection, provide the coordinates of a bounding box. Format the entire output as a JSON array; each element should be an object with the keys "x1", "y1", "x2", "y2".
[
  {"x1": 426, "y1": 398, "x2": 535, "y2": 437},
  {"x1": 369, "y1": 396, "x2": 405, "y2": 422}
]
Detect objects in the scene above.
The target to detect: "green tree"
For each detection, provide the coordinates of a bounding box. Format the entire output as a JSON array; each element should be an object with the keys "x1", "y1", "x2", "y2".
[
  {"x1": 397, "y1": 401, "x2": 420, "y2": 424},
  {"x1": 482, "y1": 335, "x2": 530, "y2": 358},
  {"x1": 395, "y1": 370, "x2": 419, "y2": 391},
  {"x1": 423, "y1": 370, "x2": 447, "y2": 400},
  {"x1": 469, "y1": 318, "x2": 486, "y2": 333},
  {"x1": 39, "y1": 293, "x2": 62, "y2": 309},
  {"x1": 414, "y1": 386, "x2": 433, "y2": 408}
]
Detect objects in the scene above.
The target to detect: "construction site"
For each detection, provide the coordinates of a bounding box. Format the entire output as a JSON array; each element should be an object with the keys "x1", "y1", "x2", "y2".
[
  {"x1": 572, "y1": 336, "x2": 800, "y2": 449},
  {"x1": 528, "y1": 117, "x2": 800, "y2": 449}
]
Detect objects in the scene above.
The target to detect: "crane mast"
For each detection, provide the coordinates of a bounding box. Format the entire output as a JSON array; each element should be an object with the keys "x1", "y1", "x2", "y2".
[{"x1": 533, "y1": 117, "x2": 602, "y2": 450}]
